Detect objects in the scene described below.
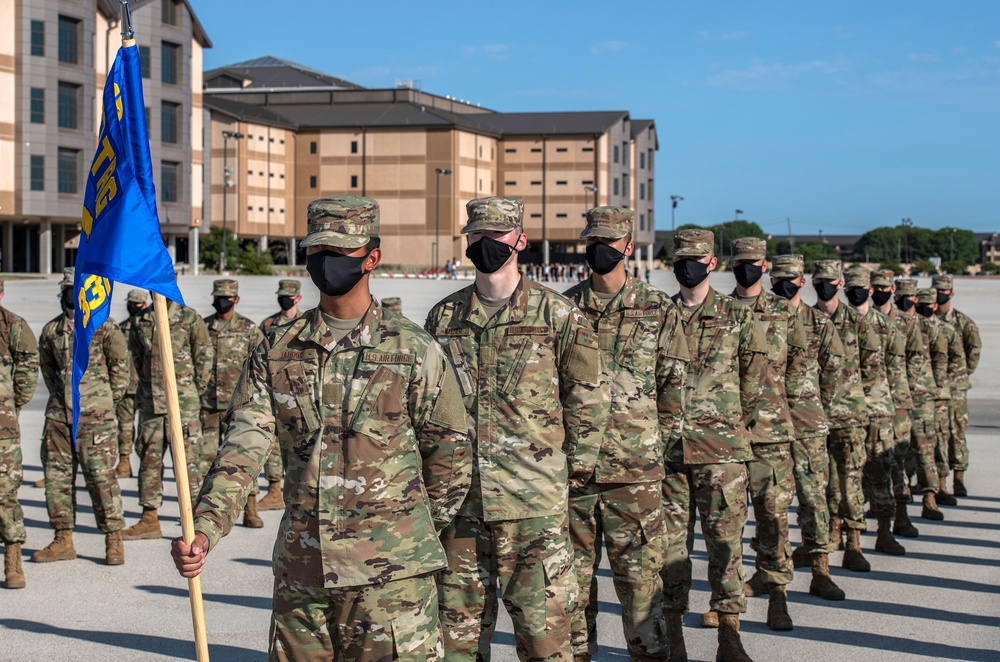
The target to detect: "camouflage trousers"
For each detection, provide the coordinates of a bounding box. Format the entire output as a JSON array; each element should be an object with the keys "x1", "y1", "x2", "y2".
[
  {"x1": 949, "y1": 391, "x2": 970, "y2": 472},
  {"x1": 791, "y1": 435, "x2": 830, "y2": 556},
  {"x1": 263, "y1": 442, "x2": 285, "y2": 484},
  {"x1": 437, "y1": 512, "x2": 577, "y2": 661},
  {"x1": 890, "y1": 408, "x2": 913, "y2": 503},
  {"x1": 117, "y1": 393, "x2": 136, "y2": 458},
  {"x1": 747, "y1": 443, "x2": 794, "y2": 586},
  {"x1": 40, "y1": 418, "x2": 123, "y2": 533},
  {"x1": 0, "y1": 437, "x2": 26, "y2": 545},
  {"x1": 934, "y1": 400, "x2": 952, "y2": 479},
  {"x1": 270, "y1": 574, "x2": 442, "y2": 662},
  {"x1": 135, "y1": 410, "x2": 203, "y2": 510},
  {"x1": 910, "y1": 401, "x2": 939, "y2": 494},
  {"x1": 862, "y1": 417, "x2": 895, "y2": 519},
  {"x1": 661, "y1": 461, "x2": 749, "y2": 615},
  {"x1": 826, "y1": 425, "x2": 867, "y2": 536},
  {"x1": 567, "y1": 481, "x2": 667, "y2": 659}
]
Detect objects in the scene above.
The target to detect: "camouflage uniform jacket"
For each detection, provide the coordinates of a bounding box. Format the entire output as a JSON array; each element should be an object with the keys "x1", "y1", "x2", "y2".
[
  {"x1": 886, "y1": 308, "x2": 922, "y2": 410},
  {"x1": 202, "y1": 312, "x2": 264, "y2": 412},
  {"x1": 861, "y1": 308, "x2": 900, "y2": 419},
  {"x1": 937, "y1": 319, "x2": 968, "y2": 398},
  {"x1": 425, "y1": 277, "x2": 607, "y2": 522},
  {"x1": 129, "y1": 301, "x2": 213, "y2": 416},
  {"x1": 669, "y1": 288, "x2": 767, "y2": 465},
  {"x1": 733, "y1": 290, "x2": 808, "y2": 446},
  {"x1": 788, "y1": 304, "x2": 844, "y2": 438},
  {"x1": 260, "y1": 310, "x2": 304, "y2": 336},
  {"x1": 938, "y1": 308, "x2": 980, "y2": 388},
  {"x1": 193, "y1": 302, "x2": 471, "y2": 589},
  {"x1": 119, "y1": 314, "x2": 139, "y2": 396},
  {"x1": 915, "y1": 315, "x2": 948, "y2": 404},
  {"x1": 0, "y1": 306, "x2": 39, "y2": 439},
  {"x1": 564, "y1": 273, "x2": 690, "y2": 484},
  {"x1": 39, "y1": 313, "x2": 128, "y2": 427},
  {"x1": 821, "y1": 303, "x2": 870, "y2": 429}
]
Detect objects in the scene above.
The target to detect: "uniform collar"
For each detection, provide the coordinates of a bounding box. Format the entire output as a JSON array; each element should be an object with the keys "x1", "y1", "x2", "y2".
[
  {"x1": 463, "y1": 275, "x2": 529, "y2": 328},
  {"x1": 298, "y1": 298, "x2": 382, "y2": 352},
  {"x1": 579, "y1": 272, "x2": 637, "y2": 313}
]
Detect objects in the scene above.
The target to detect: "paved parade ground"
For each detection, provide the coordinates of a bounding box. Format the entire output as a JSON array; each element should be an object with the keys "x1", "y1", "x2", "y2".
[{"x1": 1, "y1": 271, "x2": 999, "y2": 661}]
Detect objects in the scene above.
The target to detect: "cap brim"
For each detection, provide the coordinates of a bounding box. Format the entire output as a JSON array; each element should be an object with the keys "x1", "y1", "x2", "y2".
[
  {"x1": 770, "y1": 270, "x2": 801, "y2": 279},
  {"x1": 673, "y1": 248, "x2": 711, "y2": 258},
  {"x1": 730, "y1": 252, "x2": 765, "y2": 262},
  {"x1": 460, "y1": 221, "x2": 519, "y2": 235},
  {"x1": 299, "y1": 231, "x2": 371, "y2": 249},
  {"x1": 580, "y1": 227, "x2": 629, "y2": 240}
]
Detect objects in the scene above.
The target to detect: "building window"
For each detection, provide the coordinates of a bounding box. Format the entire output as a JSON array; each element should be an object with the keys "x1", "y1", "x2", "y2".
[
  {"x1": 582, "y1": 146, "x2": 594, "y2": 152},
  {"x1": 530, "y1": 181, "x2": 541, "y2": 185},
  {"x1": 139, "y1": 46, "x2": 151, "y2": 78},
  {"x1": 57, "y1": 82, "x2": 80, "y2": 129},
  {"x1": 555, "y1": 147, "x2": 568, "y2": 153},
  {"x1": 639, "y1": 183, "x2": 645, "y2": 200},
  {"x1": 161, "y1": 160, "x2": 180, "y2": 202},
  {"x1": 309, "y1": 175, "x2": 317, "y2": 188},
  {"x1": 556, "y1": 213, "x2": 568, "y2": 218},
  {"x1": 350, "y1": 140, "x2": 358, "y2": 154},
  {"x1": 309, "y1": 141, "x2": 317, "y2": 154},
  {"x1": 30, "y1": 156, "x2": 45, "y2": 191},
  {"x1": 530, "y1": 148, "x2": 542, "y2": 153},
  {"x1": 57, "y1": 148, "x2": 80, "y2": 194},
  {"x1": 57, "y1": 16, "x2": 80, "y2": 64},
  {"x1": 505, "y1": 148, "x2": 516, "y2": 153},
  {"x1": 479, "y1": 145, "x2": 483, "y2": 157},
  {"x1": 30, "y1": 88, "x2": 45, "y2": 124},
  {"x1": 582, "y1": 179, "x2": 593, "y2": 185},
  {"x1": 648, "y1": 149, "x2": 653, "y2": 169},
  {"x1": 639, "y1": 213, "x2": 645, "y2": 231},
  {"x1": 556, "y1": 180, "x2": 567, "y2": 185},
  {"x1": 504, "y1": 181, "x2": 516, "y2": 186},
  {"x1": 613, "y1": 145, "x2": 619, "y2": 163},
  {"x1": 647, "y1": 178, "x2": 653, "y2": 201},
  {"x1": 161, "y1": 41, "x2": 180, "y2": 84},
  {"x1": 31, "y1": 21, "x2": 45, "y2": 56},
  {"x1": 613, "y1": 178, "x2": 619, "y2": 196},
  {"x1": 162, "y1": 0, "x2": 177, "y2": 25},
  {"x1": 639, "y1": 152, "x2": 645, "y2": 169},
  {"x1": 161, "y1": 101, "x2": 180, "y2": 143},
  {"x1": 145, "y1": 106, "x2": 150, "y2": 130},
  {"x1": 530, "y1": 213, "x2": 542, "y2": 218},
  {"x1": 350, "y1": 175, "x2": 358, "y2": 188}
]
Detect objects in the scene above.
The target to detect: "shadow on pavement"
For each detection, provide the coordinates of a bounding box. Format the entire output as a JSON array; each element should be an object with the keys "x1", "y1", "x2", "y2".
[
  {"x1": 829, "y1": 567, "x2": 1000, "y2": 594},
  {"x1": 901, "y1": 550, "x2": 998, "y2": 567},
  {"x1": 0, "y1": 619, "x2": 265, "y2": 661},
  {"x1": 139, "y1": 584, "x2": 271, "y2": 611},
  {"x1": 904, "y1": 533, "x2": 1000, "y2": 549},
  {"x1": 233, "y1": 557, "x2": 272, "y2": 568},
  {"x1": 793, "y1": 596, "x2": 1000, "y2": 628}
]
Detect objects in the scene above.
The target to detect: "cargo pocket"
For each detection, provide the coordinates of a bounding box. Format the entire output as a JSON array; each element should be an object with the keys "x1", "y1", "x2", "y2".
[
  {"x1": 540, "y1": 542, "x2": 579, "y2": 622},
  {"x1": 390, "y1": 588, "x2": 441, "y2": 660},
  {"x1": 628, "y1": 508, "x2": 666, "y2": 574}
]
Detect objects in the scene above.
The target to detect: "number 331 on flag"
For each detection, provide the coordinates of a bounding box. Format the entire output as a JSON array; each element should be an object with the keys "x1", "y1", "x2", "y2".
[{"x1": 77, "y1": 275, "x2": 111, "y2": 328}]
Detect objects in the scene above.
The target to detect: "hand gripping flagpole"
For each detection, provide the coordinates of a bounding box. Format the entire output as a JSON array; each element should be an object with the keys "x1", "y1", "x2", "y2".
[{"x1": 119, "y1": 2, "x2": 209, "y2": 659}]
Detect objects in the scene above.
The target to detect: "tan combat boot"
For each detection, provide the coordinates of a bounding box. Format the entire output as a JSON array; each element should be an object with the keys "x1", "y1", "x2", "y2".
[
  {"x1": 842, "y1": 528, "x2": 871, "y2": 572},
  {"x1": 257, "y1": 480, "x2": 284, "y2": 511},
  {"x1": 4, "y1": 543, "x2": 26, "y2": 589},
  {"x1": 33, "y1": 478, "x2": 45, "y2": 488},
  {"x1": 937, "y1": 476, "x2": 958, "y2": 506},
  {"x1": 921, "y1": 491, "x2": 944, "y2": 520},
  {"x1": 809, "y1": 553, "x2": 845, "y2": 601},
  {"x1": 790, "y1": 545, "x2": 811, "y2": 569},
  {"x1": 716, "y1": 613, "x2": 753, "y2": 662},
  {"x1": 665, "y1": 610, "x2": 687, "y2": 662},
  {"x1": 875, "y1": 517, "x2": 905, "y2": 556},
  {"x1": 892, "y1": 502, "x2": 919, "y2": 538},
  {"x1": 105, "y1": 531, "x2": 125, "y2": 565},
  {"x1": 952, "y1": 470, "x2": 968, "y2": 497},
  {"x1": 115, "y1": 456, "x2": 132, "y2": 478},
  {"x1": 32, "y1": 530, "x2": 76, "y2": 563},
  {"x1": 242, "y1": 494, "x2": 264, "y2": 528},
  {"x1": 700, "y1": 610, "x2": 719, "y2": 628},
  {"x1": 121, "y1": 508, "x2": 161, "y2": 540},
  {"x1": 766, "y1": 585, "x2": 793, "y2": 631}
]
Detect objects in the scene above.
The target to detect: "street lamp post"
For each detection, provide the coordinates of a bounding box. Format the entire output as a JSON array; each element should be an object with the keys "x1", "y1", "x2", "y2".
[
  {"x1": 221, "y1": 130, "x2": 244, "y2": 273},
  {"x1": 583, "y1": 185, "x2": 598, "y2": 218},
  {"x1": 670, "y1": 195, "x2": 684, "y2": 255},
  {"x1": 434, "y1": 168, "x2": 452, "y2": 275},
  {"x1": 900, "y1": 217, "x2": 912, "y2": 264}
]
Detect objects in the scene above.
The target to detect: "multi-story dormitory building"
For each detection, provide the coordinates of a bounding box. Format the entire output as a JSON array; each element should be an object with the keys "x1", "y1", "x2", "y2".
[{"x1": 1, "y1": 0, "x2": 658, "y2": 273}]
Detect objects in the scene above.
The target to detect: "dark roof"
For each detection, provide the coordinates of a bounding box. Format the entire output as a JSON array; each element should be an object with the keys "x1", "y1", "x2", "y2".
[
  {"x1": 631, "y1": 119, "x2": 659, "y2": 149},
  {"x1": 204, "y1": 57, "x2": 361, "y2": 91},
  {"x1": 203, "y1": 96, "x2": 299, "y2": 130},
  {"x1": 470, "y1": 111, "x2": 629, "y2": 136}
]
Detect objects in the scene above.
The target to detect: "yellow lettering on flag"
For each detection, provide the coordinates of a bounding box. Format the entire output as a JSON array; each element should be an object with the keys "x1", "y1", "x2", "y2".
[
  {"x1": 114, "y1": 83, "x2": 123, "y2": 120},
  {"x1": 78, "y1": 275, "x2": 111, "y2": 328}
]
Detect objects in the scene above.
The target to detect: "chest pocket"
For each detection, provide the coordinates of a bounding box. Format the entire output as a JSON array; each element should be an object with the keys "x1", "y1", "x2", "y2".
[
  {"x1": 53, "y1": 331, "x2": 71, "y2": 375},
  {"x1": 498, "y1": 326, "x2": 554, "y2": 405},
  {"x1": 438, "y1": 332, "x2": 476, "y2": 398},
  {"x1": 688, "y1": 319, "x2": 736, "y2": 385},
  {"x1": 349, "y1": 363, "x2": 410, "y2": 443},
  {"x1": 267, "y1": 359, "x2": 322, "y2": 436},
  {"x1": 616, "y1": 310, "x2": 660, "y2": 373}
]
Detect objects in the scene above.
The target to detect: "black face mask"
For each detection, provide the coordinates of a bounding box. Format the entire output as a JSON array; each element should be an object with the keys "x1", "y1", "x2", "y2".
[
  {"x1": 212, "y1": 297, "x2": 235, "y2": 314},
  {"x1": 127, "y1": 303, "x2": 145, "y2": 318},
  {"x1": 278, "y1": 295, "x2": 296, "y2": 311},
  {"x1": 673, "y1": 259, "x2": 711, "y2": 288},
  {"x1": 771, "y1": 279, "x2": 801, "y2": 300},
  {"x1": 585, "y1": 242, "x2": 626, "y2": 276},
  {"x1": 307, "y1": 250, "x2": 368, "y2": 297},
  {"x1": 61, "y1": 288, "x2": 75, "y2": 311},
  {"x1": 733, "y1": 263, "x2": 764, "y2": 289},
  {"x1": 845, "y1": 288, "x2": 870, "y2": 307},
  {"x1": 936, "y1": 291, "x2": 951, "y2": 305},
  {"x1": 466, "y1": 235, "x2": 516, "y2": 274},
  {"x1": 896, "y1": 297, "x2": 915, "y2": 313},
  {"x1": 916, "y1": 303, "x2": 935, "y2": 318},
  {"x1": 814, "y1": 282, "x2": 839, "y2": 302},
  {"x1": 871, "y1": 290, "x2": 892, "y2": 307}
]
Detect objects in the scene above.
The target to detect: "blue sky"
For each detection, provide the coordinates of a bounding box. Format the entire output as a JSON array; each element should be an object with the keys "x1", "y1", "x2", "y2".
[{"x1": 192, "y1": 1, "x2": 1000, "y2": 235}]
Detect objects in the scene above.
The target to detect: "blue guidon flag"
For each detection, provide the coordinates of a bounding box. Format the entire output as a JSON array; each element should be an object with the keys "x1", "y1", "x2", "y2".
[{"x1": 72, "y1": 42, "x2": 184, "y2": 442}]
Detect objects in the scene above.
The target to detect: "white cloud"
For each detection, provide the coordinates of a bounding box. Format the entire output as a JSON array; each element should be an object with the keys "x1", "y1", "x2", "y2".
[
  {"x1": 705, "y1": 57, "x2": 851, "y2": 91},
  {"x1": 908, "y1": 53, "x2": 940, "y2": 63},
  {"x1": 590, "y1": 40, "x2": 628, "y2": 54}
]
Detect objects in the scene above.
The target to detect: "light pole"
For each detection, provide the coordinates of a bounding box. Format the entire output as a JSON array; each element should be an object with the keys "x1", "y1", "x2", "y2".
[
  {"x1": 583, "y1": 185, "x2": 598, "y2": 220},
  {"x1": 434, "y1": 168, "x2": 452, "y2": 275},
  {"x1": 900, "y1": 217, "x2": 912, "y2": 264},
  {"x1": 221, "y1": 130, "x2": 243, "y2": 273},
  {"x1": 670, "y1": 195, "x2": 684, "y2": 255}
]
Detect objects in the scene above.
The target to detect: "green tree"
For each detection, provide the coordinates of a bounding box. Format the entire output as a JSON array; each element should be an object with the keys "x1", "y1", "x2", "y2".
[
  {"x1": 912, "y1": 259, "x2": 936, "y2": 276},
  {"x1": 199, "y1": 227, "x2": 240, "y2": 273},
  {"x1": 774, "y1": 241, "x2": 840, "y2": 270},
  {"x1": 940, "y1": 259, "x2": 968, "y2": 275},
  {"x1": 234, "y1": 243, "x2": 275, "y2": 275},
  {"x1": 879, "y1": 261, "x2": 904, "y2": 276},
  {"x1": 979, "y1": 262, "x2": 1000, "y2": 274}
]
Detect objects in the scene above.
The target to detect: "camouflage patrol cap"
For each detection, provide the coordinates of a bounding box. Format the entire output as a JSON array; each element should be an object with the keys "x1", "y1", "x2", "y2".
[
  {"x1": 211, "y1": 279, "x2": 239, "y2": 297},
  {"x1": 871, "y1": 269, "x2": 895, "y2": 287},
  {"x1": 300, "y1": 195, "x2": 380, "y2": 249},
  {"x1": 730, "y1": 237, "x2": 766, "y2": 262},
  {"x1": 770, "y1": 254, "x2": 804, "y2": 279},
  {"x1": 276, "y1": 279, "x2": 301, "y2": 296},
  {"x1": 673, "y1": 229, "x2": 715, "y2": 258},
  {"x1": 126, "y1": 289, "x2": 147, "y2": 304},
  {"x1": 580, "y1": 206, "x2": 633, "y2": 239},
  {"x1": 59, "y1": 267, "x2": 75, "y2": 289},
  {"x1": 895, "y1": 278, "x2": 918, "y2": 296},
  {"x1": 812, "y1": 259, "x2": 843, "y2": 281},
  {"x1": 382, "y1": 297, "x2": 402, "y2": 315},
  {"x1": 843, "y1": 265, "x2": 872, "y2": 289},
  {"x1": 916, "y1": 287, "x2": 938, "y2": 304},
  {"x1": 932, "y1": 274, "x2": 953, "y2": 290},
  {"x1": 461, "y1": 197, "x2": 524, "y2": 235}
]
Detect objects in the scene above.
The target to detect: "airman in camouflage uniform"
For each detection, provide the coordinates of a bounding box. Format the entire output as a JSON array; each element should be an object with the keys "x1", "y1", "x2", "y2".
[
  {"x1": 770, "y1": 255, "x2": 846, "y2": 601},
  {"x1": 382, "y1": 297, "x2": 403, "y2": 316},
  {"x1": 896, "y1": 280, "x2": 948, "y2": 520},
  {"x1": 660, "y1": 229, "x2": 766, "y2": 662},
  {"x1": 811, "y1": 260, "x2": 874, "y2": 571},
  {"x1": 115, "y1": 288, "x2": 147, "y2": 478},
  {"x1": 122, "y1": 298, "x2": 213, "y2": 541},
  {"x1": 871, "y1": 269, "x2": 922, "y2": 538},
  {"x1": 563, "y1": 207, "x2": 689, "y2": 661},
  {"x1": 0, "y1": 279, "x2": 39, "y2": 589},
  {"x1": 34, "y1": 268, "x2": 129, "y2": 566},
  {"x1": 172, "y1": 195, "x2": 471, "y2": 662},
  {"x1": 256, "y1": 279, "x2": 303, "y2": 512},
  {"x1": 201, "y1": 279, "x2": 265, "y2": 528},
  {"x1": 425, "y1": 196, "x2": 608, "y2": 662},
  {"x1": 933, "y1": 274, "x2": 981, "y2": 496}
]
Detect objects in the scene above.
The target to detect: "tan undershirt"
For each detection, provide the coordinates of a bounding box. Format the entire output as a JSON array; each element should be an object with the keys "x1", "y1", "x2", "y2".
[{"x1": 321, "y1": 312, "x2": 365, "y2": 344}]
